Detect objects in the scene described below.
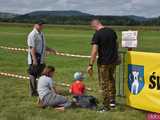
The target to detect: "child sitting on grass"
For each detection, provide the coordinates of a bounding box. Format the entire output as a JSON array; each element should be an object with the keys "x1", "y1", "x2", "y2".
[
  {"x1": 69, "y1": 72, "x2": 97, "y2": 109},
  {"x1": 69, "y1": 72, "x2": 85, "y2": 96}
]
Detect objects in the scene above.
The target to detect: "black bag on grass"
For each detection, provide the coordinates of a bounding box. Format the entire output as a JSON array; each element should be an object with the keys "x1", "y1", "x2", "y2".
[{"x1": 73, "y1": 95, "x2": 98, "y2": 109}]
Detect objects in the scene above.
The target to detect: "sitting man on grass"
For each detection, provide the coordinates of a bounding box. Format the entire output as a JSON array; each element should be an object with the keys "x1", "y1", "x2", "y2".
[{"x1": 37, "y1": 66, "x2": 71, "y2": 111}]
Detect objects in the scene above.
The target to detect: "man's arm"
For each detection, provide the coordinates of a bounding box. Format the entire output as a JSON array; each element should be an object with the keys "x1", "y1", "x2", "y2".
[
  {"x1": 89, "y1": 44, "x2": 98, "y2": 65},
  {"x1": 87, "y1": 44, "x2": 98, "y2": 76},
  {"x1": 51, "y1": 87, "x2": 57, "y2": 94},
  {"x1": 69, "y1": 85, "x2": 72, "y2": 93},
  {"x1": 28, "y1": 33, "x2": 37, "y2": 65},
  {"x1": 30, "y1": 47, "x2": 37, "y2": 65},
  {"x1": 49, "y1": 80, "x2": 57, "y2": 93}
]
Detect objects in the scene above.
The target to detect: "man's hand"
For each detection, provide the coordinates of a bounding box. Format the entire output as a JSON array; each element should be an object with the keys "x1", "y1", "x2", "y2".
[
  {"x1": 50, "y1": 48, "x2": 57, "y2": 55},
  {"x1": 87, "y1": 44, "x2": 97, "y2": 77},
  {"x1": 30, "y1": 47, "x2": 37, "y2": 66},
  {"x1": 46, "y1": 47, "x2": 57, "y2": 55},
  {"x1": 87, "y1": 66, "x2": 93, "y2": 77},
  {"x1": 33, "y1": 59, "x2": 37, "y2": 66}
]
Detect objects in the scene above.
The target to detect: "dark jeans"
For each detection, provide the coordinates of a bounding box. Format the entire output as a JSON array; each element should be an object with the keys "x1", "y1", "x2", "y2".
[
  {"x1": 28, "y1": 64, "x2": 45, "y2": 96},
  {"x1": 98, "y1": 64, "x2": 116, "y2": 108}
]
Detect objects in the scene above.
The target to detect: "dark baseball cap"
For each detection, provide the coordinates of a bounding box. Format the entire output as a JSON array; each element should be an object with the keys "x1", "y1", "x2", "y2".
[{"x1": 36, "y1": 21, "x2": 45, "y2": 25}]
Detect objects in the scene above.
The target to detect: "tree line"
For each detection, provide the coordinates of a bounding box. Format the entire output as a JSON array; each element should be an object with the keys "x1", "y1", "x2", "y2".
[{"x1": 0, "y1": 16, "x2": 160, "y2": 26}]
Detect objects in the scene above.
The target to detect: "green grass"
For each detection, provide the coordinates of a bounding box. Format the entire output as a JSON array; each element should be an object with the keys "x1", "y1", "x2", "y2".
[{"x1": 1, "y1": 23, "x2": 159, "y2": 120}]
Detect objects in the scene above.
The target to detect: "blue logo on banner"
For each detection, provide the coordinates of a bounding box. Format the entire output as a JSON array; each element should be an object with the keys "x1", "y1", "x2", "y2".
[{"x1": 128, "y1": 64, "x2": 144, "y2": 95}]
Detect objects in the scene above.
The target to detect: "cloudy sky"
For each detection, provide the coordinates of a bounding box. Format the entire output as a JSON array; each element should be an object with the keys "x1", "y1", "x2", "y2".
[{"x1": 0, "y1": 0, "x2": 159, "y2": 17}]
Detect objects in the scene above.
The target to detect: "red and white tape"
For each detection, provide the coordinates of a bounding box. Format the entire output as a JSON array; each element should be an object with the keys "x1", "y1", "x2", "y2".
[
  {"x1": 0, "y1": 72, "x2": 29, "y2": 79},
  {"x1": 0, "y1": 72, "x2": 92, "y2": 91},
  {"x1": 0, "y1": 46, "x2": 93, "y2": 91},
  {"x1": 0, "y1": 46, "x2": 90, "y2": 58}
]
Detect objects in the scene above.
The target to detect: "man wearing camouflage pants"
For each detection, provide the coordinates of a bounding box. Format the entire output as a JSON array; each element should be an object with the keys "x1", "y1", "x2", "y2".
[{"x1": 87, "y1": 19, "x2": 119, "y2": 112}]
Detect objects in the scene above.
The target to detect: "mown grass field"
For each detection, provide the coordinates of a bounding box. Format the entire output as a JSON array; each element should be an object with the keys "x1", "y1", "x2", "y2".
[{"x1": 0, "y1": 23, "x2": 159, "y2": 120}]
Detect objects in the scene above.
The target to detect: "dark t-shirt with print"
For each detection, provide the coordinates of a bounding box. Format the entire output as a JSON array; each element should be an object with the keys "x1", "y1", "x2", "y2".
[{"x1": 91, "y1": 27, "x2": 118, "y2": 65}]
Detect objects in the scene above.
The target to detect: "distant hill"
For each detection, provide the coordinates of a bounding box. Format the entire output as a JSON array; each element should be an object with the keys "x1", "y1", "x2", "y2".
[
  {"x1": 20, "y1": 10, "x2": 93, "y2": 17},
  {"x1": 0, "y1": 12, "x2": 19, "y2": 19},
  {"x1": 15, "y1": 11, "x2": 149, "y2": 21},
  {"x1": 12, "y1": 10, "x2": 144, "y2": 25},
  {"x1": 12, "y1": 10, "x2": 94, "y2": 24},
  {"x1": 127, "y1": 15, "x2": 148, "y2": 21}
]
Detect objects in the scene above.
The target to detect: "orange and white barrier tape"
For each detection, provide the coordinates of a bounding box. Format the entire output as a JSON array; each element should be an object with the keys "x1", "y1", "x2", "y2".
[
  {"x1": 0, "y1": 46, "x2": 28, "y2": 52},
  {"x1": 0, "y1": 72, "x2": 29, "y2": 79},
  {"x1": 0, "y1": 72, "x2": 92, "y2": 91},
  {"x1": 0, "y1": 46, "x2": 93, "y2": 91},
  {"x1": 0, "y1": 46, "x2": 90, "y2": 58}
]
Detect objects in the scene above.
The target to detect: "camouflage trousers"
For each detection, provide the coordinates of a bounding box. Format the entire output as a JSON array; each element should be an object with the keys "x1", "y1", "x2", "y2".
[{"x1": 98, "y1": 64, "x2": 116, "y2": 108}]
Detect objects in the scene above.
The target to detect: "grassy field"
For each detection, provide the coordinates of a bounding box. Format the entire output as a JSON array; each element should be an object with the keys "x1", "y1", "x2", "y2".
[{"x1": 0, "y1": 23, "x2": 159, "y2": 120}]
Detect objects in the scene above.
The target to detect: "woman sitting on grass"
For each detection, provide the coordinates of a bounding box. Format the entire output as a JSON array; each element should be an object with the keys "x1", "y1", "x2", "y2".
[{"x1": 37, "y1": 66, "x2": 71, "y2": 111}]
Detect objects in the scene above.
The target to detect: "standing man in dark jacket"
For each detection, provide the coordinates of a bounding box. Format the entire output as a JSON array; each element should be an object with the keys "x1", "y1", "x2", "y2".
[
  {"x1": 87, "y1": 19, "x2": 119, "y2": 112},
  {"x1": 27, "y1": 22, "x2": 56, "y2": 96}
]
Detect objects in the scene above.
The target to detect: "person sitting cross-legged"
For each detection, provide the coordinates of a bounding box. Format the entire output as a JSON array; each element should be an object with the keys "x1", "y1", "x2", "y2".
[{"x1": 37, "y1": 66, "x2": 71, "y2": 111}]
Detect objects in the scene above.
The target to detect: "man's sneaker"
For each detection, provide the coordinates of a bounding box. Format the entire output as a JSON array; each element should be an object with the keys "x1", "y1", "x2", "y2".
[
  {"x1": 31, "y1": 92, "x2": 39, "y2": 97},
  {"x1": 110, "y1": 101, "x2": 116, "y2": 109},
  {"x1": 110, "y1": 103, "x2": 116, "y2": 108},
  {"x1": 97, "y1": 107, "x2": 110, "y2": 113}
]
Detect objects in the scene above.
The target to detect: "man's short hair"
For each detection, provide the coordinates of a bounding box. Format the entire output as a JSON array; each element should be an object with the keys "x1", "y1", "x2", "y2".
[
  {"x1": 91, "y1": 19, "x2": 101, "y2": 25},
  {"x1": 42, "y1": 66, "x2": 55, "y2": 77}
]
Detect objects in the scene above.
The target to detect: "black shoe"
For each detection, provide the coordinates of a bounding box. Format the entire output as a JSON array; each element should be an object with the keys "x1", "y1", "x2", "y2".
[
  {"x1": 110, "y1": 100, "x2": 116, "y2": 109},
  {"x1": 31, "y1": 92, "x2": 38, "y2": 97},
  {"x1": 110, "y1": 103, "x2": 116, "y2": 109},
  {"x1": 97, "y1": 106, "x2": 110, "y2": 113}
]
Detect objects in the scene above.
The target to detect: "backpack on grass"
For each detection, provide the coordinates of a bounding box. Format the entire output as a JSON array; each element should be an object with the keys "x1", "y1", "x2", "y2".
[{"x1": 73, "y1": 95, "x2": 98, "y2": 109}]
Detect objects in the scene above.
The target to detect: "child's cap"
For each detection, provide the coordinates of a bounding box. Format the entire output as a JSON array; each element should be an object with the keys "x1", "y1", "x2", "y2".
[{"x1": 74, "y1": 72, "x2": 84, "y2": 80}]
